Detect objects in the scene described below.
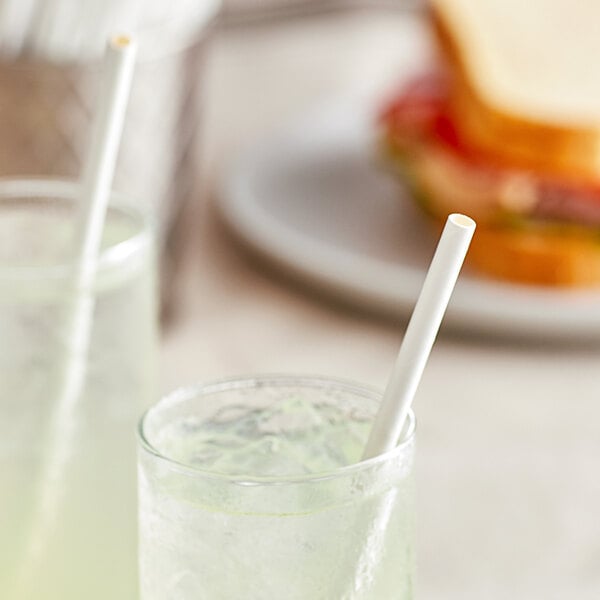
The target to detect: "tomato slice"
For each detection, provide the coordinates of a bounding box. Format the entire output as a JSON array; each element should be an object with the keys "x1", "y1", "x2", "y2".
[
  {"x1": 379, "y1": 73, "x2": 445, "y2": 133},
  {"x1": 380, "y1": 73, "x2": 484, "y2": 163},
  {"x1": 381, "y1": 73, "x2": 600, "y2": 210}
]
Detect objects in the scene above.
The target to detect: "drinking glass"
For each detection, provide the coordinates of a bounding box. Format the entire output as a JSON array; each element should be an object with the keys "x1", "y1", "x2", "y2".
[
  {"x1": 138, "y1": 375, "x2": 415, "y2": 599},
  {"x1": 0, "y1": 178, "x2": 158, "y2": 599}
]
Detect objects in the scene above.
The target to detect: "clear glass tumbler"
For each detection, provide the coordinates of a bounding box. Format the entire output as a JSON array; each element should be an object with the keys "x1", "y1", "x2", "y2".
[
  {"x1": 138, "y1": 375, "x2": 415, "y2": 600},
  {"x1": 0, "y1": 178, "x2": 158, "y2": 599}
]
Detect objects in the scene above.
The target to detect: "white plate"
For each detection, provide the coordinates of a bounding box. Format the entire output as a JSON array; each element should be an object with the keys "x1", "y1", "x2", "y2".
[{"x1": 217, "y1": 100, "x2": 600, "y2": 342}]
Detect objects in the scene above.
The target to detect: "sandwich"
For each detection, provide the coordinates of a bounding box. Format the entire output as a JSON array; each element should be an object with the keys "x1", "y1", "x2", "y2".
[{"x1": 380, "y1": 0, "x2": 600, "y2": 286}]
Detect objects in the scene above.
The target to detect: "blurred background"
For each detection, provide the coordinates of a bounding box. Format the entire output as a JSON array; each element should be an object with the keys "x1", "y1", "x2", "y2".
[{"x1": 1, "y1": 0, "x2": 600, "y2": 598}]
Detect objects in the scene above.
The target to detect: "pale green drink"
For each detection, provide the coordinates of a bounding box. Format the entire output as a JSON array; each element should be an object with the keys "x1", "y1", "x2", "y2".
[
  {"x1": 0, "y1": 179, "x2": 157, "y2": 599},
  {"x1": 138, "y1": 376, "x2": 415, "y2": 599}
]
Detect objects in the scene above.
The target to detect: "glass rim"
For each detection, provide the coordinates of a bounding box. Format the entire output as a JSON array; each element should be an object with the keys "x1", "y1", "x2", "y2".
[
  {"x1": 138, "y1": 374, "x2": 417, "y2": 486},
  {"x1": 0, "y1": 177, "x2": 152, "y2": 283}
]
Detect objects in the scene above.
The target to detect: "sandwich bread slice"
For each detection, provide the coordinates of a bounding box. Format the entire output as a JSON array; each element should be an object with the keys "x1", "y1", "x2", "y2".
[{"x1": 381, "y1": 0, "x2": 600, "y2": 286}]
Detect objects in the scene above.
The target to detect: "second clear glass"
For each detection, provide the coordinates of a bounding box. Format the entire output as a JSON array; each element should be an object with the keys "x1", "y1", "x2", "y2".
[{"x1": 0, "y1": 178, "x2": 158, "y2": 600}]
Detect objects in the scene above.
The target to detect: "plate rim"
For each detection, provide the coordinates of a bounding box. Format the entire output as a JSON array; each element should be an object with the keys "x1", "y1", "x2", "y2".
[{"x1": 217, "y1": 99, "x2": 600, "y2": 342}]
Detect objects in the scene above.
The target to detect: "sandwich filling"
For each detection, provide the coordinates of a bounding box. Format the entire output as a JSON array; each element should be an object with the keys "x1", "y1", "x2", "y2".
[{"x1": 380, "y1": 73, "x2": 600, "y2": 233}]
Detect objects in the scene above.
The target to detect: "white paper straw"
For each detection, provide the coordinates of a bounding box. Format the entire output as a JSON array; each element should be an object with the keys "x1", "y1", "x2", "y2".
[
  {"x1": 74, "y1": 35, "x2": 137, "y2": 270},
  {"x1": 41, "y1": 36, "x2": 137, "y2": 482},
  {"x1": 343, "y1": 215, "x2": 474, "y2": 596},
  {"x1": 9, "y1": 36, "x2": 137, "y2": 594},
  {"x1": 362, "y1": 213, "x2": 475, "y2": 460}
]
